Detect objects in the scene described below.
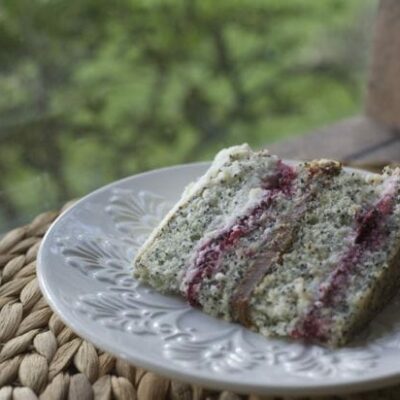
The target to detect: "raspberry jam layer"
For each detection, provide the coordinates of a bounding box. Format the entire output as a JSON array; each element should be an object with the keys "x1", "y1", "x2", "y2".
[
  {"x1": 183, "y1": 161, "x2": 297, "y2": 306},
  {"x1": 291, "y1": 191, "x2": 397, "y2": 343},
  {"x1": 230, "y1": 161, "x2": 341, "y2": 326}
]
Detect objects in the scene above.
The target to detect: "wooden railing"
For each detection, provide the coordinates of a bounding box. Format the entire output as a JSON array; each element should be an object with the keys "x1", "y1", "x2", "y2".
[{"x1": 271, "y1": 0, "x2": 400, "y2": 164}]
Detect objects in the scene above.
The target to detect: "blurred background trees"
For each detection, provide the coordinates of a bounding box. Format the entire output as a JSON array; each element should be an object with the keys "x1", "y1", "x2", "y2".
[{"x1": 0, "y1": 0, "x2": 375, "y2": 231}]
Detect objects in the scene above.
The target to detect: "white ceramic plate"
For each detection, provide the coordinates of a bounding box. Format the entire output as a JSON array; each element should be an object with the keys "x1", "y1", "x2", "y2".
[{"x1": 38, "y1": 162, "x2": 400, "y2": 397}]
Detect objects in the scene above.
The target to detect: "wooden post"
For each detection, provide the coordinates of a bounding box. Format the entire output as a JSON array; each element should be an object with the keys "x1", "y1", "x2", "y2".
[
  {"x1": 269, "y1": 0, "x2": 400, "y2": 162},
  {"x1": 366, "y1": 0, "x2": 400, "y2": 127}
]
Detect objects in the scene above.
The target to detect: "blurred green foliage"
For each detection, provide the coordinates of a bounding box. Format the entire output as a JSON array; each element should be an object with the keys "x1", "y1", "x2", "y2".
[{"x1": 0, "y1": 0, "x2": 375, "y2": 231}]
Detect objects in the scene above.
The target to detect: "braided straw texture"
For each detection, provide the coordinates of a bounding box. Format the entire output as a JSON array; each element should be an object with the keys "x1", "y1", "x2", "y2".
[{"x1": 1, "y1": 199, "x2": 400, "y2": 400}]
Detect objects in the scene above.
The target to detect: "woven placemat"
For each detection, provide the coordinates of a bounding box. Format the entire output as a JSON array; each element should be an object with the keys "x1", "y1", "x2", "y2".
[{"x1": 1, "y1": 200, "x2": 400, "y2": 400}]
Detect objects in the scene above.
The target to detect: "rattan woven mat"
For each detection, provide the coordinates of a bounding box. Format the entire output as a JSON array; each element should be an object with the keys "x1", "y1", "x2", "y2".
[{"x1": 1, "y1": 199, "x2": 400, "y2": 400}]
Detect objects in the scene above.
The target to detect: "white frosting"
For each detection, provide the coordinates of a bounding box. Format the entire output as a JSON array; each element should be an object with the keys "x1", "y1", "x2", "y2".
[{"x1": 183, "y1": 143, "x2": 255, "y2": 199}]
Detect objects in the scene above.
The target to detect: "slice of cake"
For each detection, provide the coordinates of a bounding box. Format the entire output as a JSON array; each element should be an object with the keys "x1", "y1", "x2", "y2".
[{"x1": 133, "y1": 144, "x2": 400, "y2": 347}]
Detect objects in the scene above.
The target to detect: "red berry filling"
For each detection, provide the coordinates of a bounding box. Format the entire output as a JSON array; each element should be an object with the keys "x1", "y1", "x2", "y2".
[
  {"x1": 292, "y1": 192, "x2": 396, "y2": 343},
  {"x1": 184, "y1": 161, "x2": 297, "y2": 306}
]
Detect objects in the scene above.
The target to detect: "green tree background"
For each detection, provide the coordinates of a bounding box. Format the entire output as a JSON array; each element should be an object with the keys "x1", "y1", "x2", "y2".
[{"x1": 0, "y1": 0, "x2": 375, "y2": 232}]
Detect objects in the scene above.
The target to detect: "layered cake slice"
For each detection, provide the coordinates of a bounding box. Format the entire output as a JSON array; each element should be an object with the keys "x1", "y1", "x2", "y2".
[{"x1": 133, "y1": 144, "x2": 400, "y2": 346}]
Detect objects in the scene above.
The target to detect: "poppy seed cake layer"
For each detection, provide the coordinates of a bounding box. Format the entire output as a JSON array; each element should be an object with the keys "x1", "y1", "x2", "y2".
[{"x1": 133, "y1": 144, "x2": 400, "y2": 347}]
